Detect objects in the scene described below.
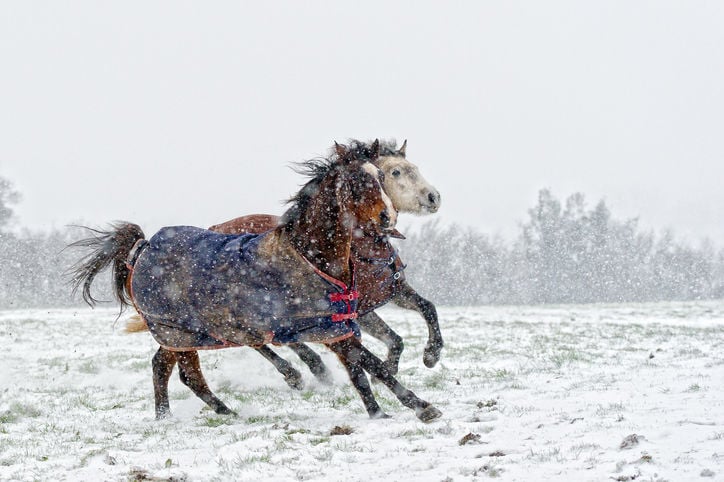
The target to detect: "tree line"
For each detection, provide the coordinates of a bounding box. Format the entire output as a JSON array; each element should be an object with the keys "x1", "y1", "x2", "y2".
[
  {"x1": 399, "y1": 189, "x2": 724, "y2": 305},
  {"x1": 0, "y1": 175, "x2": 722, "y2": 308}
]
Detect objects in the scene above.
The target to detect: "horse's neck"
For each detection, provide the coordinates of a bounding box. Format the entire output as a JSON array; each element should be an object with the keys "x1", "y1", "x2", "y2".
[
  {"x1": 288, "y1": 215, "x2": 353, "y2": 284},
  {"x1": 351, "y1": 231, "x2": 391, "y2": 259}
]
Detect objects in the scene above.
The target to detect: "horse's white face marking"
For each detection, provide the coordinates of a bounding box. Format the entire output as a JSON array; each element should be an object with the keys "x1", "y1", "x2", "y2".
[
  {"x1": 377, "y1": 155, "x2": 441, "y2": 214},
  {"x1": 362, "y1": 162, "x2": 397, "y2": 228}
]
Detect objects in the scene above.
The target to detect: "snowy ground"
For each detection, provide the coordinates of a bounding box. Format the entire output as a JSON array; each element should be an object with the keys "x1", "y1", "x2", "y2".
[{"x1": 1, "y1": 301, "x2": 724, "y2": 481}]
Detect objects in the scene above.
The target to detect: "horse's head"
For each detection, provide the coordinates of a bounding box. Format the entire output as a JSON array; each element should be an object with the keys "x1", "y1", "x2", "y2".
[
  {"x1": 333, "y1": 139, "x2": 397, "y2": 233},
  {"x1": 374, "y1": 140, "x2": 441, "y2": 214},
  {"x1": 282, "y1": 140, "x2": 397, "y2": 240}
]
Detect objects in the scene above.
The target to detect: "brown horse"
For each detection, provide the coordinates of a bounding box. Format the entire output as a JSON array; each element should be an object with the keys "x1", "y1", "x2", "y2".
[
  {"x1": 207, "y1": 140, "x2": 443, "y2": 389},
  {"x1": 70, "y1": 140, "x2": 441, "y2": 422}
]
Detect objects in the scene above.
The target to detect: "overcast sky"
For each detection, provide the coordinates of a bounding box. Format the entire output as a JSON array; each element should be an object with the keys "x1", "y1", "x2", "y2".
[{"x1": 1, "y1": 1, "x2": 722, "y2": 245}]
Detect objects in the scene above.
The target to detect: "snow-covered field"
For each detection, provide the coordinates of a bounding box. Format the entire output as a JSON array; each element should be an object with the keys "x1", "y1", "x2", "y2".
[{"x1": 1, "y1": 301, "x2": 723, "y2": 481}]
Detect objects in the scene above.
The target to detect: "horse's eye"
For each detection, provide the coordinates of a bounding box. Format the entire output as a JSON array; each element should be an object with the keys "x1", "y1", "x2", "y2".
[{"x1": 392, "y1": 169, "x2": 401, "y2": 177}]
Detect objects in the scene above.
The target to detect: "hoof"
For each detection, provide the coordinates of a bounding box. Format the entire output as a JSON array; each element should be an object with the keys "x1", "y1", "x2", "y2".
[
  {"x1": 284, "y1": 372, "x2": 305, "y2": 390},
  {"x1": 423, "y1": 343, "x2": 442, "y2": 368},
  {"x1": 215, "y1": 405, "x2": 237, "y2": 416},
  {"x1": 415, "y1": 405, "x2": 442, "y2": 423}
]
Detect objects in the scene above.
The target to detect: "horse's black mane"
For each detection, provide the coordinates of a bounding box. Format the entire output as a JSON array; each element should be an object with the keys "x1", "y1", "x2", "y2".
[
  {"x1": 376, "y1": 139, "x2": 401, "y2": 157},
  {"x1": 280, "y1": 140, "x2": 381, "y2": 230}
]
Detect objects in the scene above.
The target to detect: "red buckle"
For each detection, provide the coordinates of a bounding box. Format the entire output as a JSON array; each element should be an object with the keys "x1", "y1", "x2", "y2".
[{"x1": 329, "y1": 290, "x2": 359, "y2": 303}]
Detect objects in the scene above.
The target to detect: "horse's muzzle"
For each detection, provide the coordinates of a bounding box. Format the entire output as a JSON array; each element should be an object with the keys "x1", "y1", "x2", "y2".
[
  {"x1": 420, "y1": 189, "x2": 441, "y2": 213},
  {"x1": 379, "y1": 208, "x2": 398, "y2": 230}
]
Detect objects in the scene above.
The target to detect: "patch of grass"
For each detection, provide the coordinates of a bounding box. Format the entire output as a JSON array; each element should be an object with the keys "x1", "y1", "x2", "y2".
[
  {"x1": 0, "y1": 411, "x2": 19, "y2": 424},
  {"x1": 314, "y1": 448, "x2": 334, "y2": 462},
  {"x1": 77, "y1": 359, "x2": 100, "y2": 374},
  {"x1": 569, "y1": 442, "x2": 602, "y2": 460},
  {"x1": 377, "y1": 393, "x2": 404, "y2": 413},
  {"x1": 203, "y1": 416, "x2": 237, "y2": 428},
  {"x1": 229, "y1": 430, "x2": 256, "y2": 443},
  {"x1": 595, "y1": 402, "x2": 625, "y2": 416},
  {"x1": 310, "y1": 436, "x2": 330, "y2": 446},
  {"x1": 37, "y1": 356, "x2": 67, "y2": 369},
  {"x1": 274, "y1": 433, "x2": 293, "y2": 450},
  {"x1": 423, "y1": 369, "x2": 448, "y2": 389},
  {"x1": 506, "y1": 404, "x2": 536, "y2": 417},
  {"x1": 217, "y1": 452, "x2": 271, "y2": 472},
  {"x1": 504, "y1": 382, "x2": 527, "y2": 390},
  {"x1": 678, "y1": 347, "x2": 704, "y2": 358},
  {"x1": 246, "y1": 414, "x2": 278, "y2": 425},
  {"x1": 551, "y1": 347, "x2": 587, "y2": 368},
  {"x1": 141, "y1": 425, "x2": 171, "y2": 440},
  {"x1": 78, "y1": 448, "x2": 105, "y2": 467},
  {"x1": 128, "y1": 360, "x2": 149, "y2": 371},
  {"x1": 330, "y1": 392, "x2": 356, "y2": 409},
  {"x1": 488, "y1": 368, "x2": 516, "y2": 382},
  {"x1": 527, "y1": 447, "x2": 563, "y2": 463},
  {"x1": 397, "y1": 426, "x2": 435, "y2": 439},
  {"x1": 1, "y1": 402, "x2": 42, "y2": 422},
  {"x1": 71, "y1": 395, "x2": 99, "y2": 411},
  {"x1": 238, "y1": 453, "x2": 271, "y2": 465}
]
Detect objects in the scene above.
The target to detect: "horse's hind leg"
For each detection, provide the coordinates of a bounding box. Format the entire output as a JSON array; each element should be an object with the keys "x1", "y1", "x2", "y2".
[
  {"x1": 358, "y1": 311, "x2": 403, "y2": 375},
  {"x1": 152, "y1": 347, "x2": 177, "y2": 419},
  {"x1": 176, "y1": 350, "x2": 236, "y2": 416},
  {"x1": 327, "y1": 337, "x2": 442, "y2": 422},
  {"x1": 288, "y1": 343, "x2": 333, "y2": 384},
  {"x1": 393, "y1": 281, "x2": 443, "y2": 368},
  {"x1": 255, "y1": 345, "x2": 304, "y2": 390}
]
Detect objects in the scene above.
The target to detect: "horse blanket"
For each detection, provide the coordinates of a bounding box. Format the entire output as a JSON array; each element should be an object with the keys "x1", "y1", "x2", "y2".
[
  {"x1": 208, "y1": 214, "x2": 407, "y2": 315},
  {"x1": 129, "y1": 226, "x2": 360, "y2": 350}
]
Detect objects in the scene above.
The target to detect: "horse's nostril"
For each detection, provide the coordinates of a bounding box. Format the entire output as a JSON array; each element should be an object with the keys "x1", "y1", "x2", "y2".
[{"x1": 428, "y1": 192, "x2": 439, "y2": 205}]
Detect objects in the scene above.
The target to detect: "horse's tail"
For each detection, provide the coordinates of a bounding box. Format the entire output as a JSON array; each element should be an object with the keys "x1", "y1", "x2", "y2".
[
  {"x1": 68, "y1": 222, "x2": 145, "y2": 311},
  {"x1": 125, "y1": 314, "x2": 150, "y2": 333}
]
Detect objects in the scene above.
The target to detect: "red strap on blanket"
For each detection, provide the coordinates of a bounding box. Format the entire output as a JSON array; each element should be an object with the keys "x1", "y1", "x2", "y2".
[
  {"x1": 331, "y1": 312, "x2": 359, "y2": 322},
  {"x1": 328, "y1": 290, "x2": 359, "y2": 302}
]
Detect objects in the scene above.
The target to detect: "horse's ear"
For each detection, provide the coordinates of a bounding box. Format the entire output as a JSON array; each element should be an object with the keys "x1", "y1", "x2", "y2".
[
  {"x1": 334, "y1": 141, "x2": 346, "y2": 159},
  {"x1": 398, "y1": 139, "x2": 407, "y2": 157},
  {"x1": 370, "y1": 139, "x2": 380, "y2": 159}
]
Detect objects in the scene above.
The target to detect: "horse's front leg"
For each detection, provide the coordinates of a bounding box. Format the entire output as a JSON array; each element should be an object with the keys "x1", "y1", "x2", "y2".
[
  {"x1": 326, "y1": 338, "x2": 388, "y2": 419},
  {"x1": 254, "y1": 345, "x2": 304, "y2": 390},
  {"x1": 393, "y1": 281, "x2": 443, "y2": 368},
  {"x1": 152, "y1": 347, "x2": 177, "y2": 419},
  {"x1": 327, "y1": 337, "x2": 442, "y2": 422},
  {"x1": 358, "y1": 311, "x2": 403, "y2": 375}
]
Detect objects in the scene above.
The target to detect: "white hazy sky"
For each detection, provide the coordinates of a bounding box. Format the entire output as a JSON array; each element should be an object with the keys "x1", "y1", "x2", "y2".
[{"x1": 1, "y1": 1, "x2": 722, "y2": 245}]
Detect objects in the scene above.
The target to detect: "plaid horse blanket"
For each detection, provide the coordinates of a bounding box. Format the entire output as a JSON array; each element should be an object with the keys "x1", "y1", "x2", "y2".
[{"x1": 129, "y1": 226, "x2": 360, "y2": 350}]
